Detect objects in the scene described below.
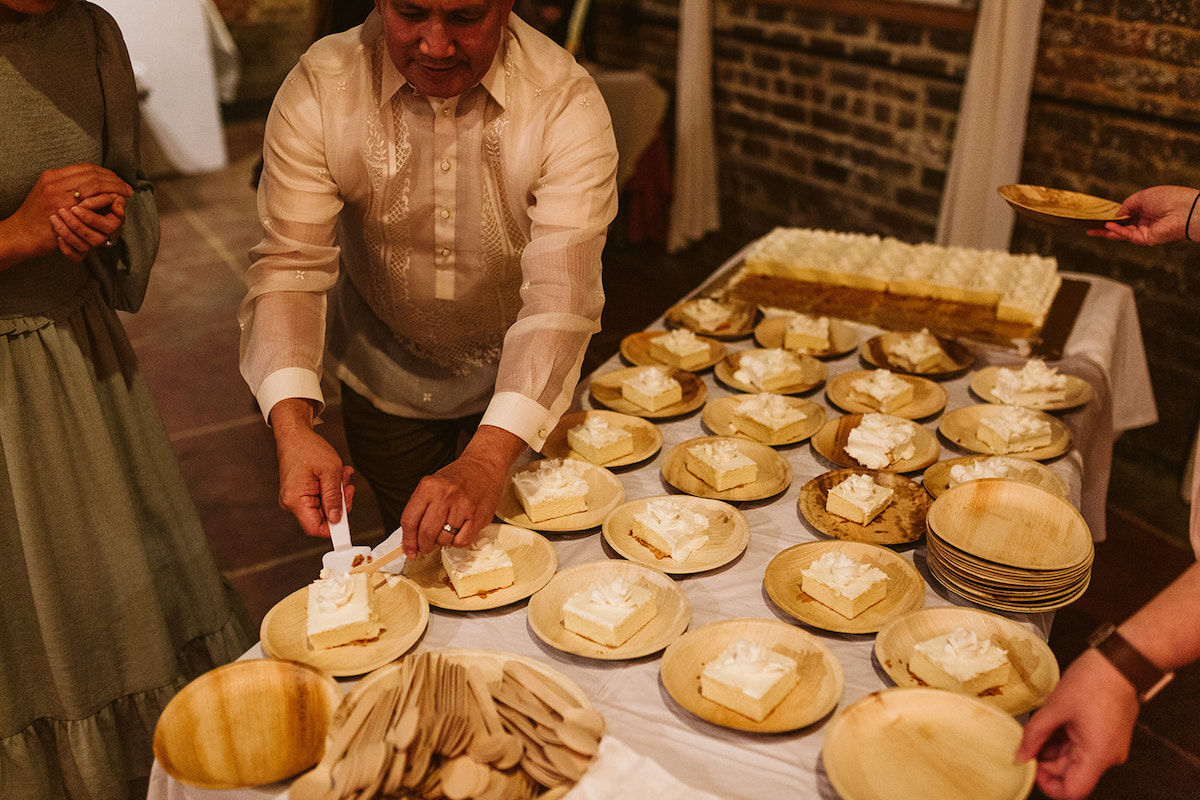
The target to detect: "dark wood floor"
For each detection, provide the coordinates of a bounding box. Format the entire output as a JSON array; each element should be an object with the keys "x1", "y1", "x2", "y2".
[{"x1": 130, "y1": 118, "x2": 1199, "y2": 798}]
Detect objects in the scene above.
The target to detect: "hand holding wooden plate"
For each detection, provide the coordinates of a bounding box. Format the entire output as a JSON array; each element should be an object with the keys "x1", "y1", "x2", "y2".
[
  {"x1": 588, "y1": 365, "x2": 707, "y2": 418},
  {"x1": 527, "y1": 560, "x2": 691, "y2": 660},
  {"x1": 496, "y1": 459, "x2": 626, "y2": 532},
  {"x1": 798, "y1": 468, "x2": 930, "y2": 546},
  {"x1": 970, "y1": 365, "x2": 1094, "y2": 411},
  {"x1": 753, "y1": 314, "x2": 859, "y2": 359},
  {"x1": 541, "y1": 410, "x2": 663, "y2": 468},
  {"x1": 822, "y1": 687, "x2": 1036, "y2": 800},
  {"x1": 998, "y1": 184, "x2": 1129, "y2": 228},
  {"x1": 602, "y1": 495, "x2": 750, "y2": 574},
  {"x1": 401, "y1": 524, "x2": 557, "y2": 610},
  {"x1": 826, "y1": 369, "x2": 948, "y2": 420},
  {"x1": 659, "y1": 617, "x2": 844, "y2": 732},
  {"x1": 661, "y1": 435, "x2": 792, "y2": 501},
  {"x1": 875, "y1": 606, "x2": 1060, "y2": 715},
  {"x1": 620, "y1": 330, "x2": 726, "y2": 372},
  {"x1": 260, "y1": 575, "x2": 430, "y2": 677},
  {"x1": 764, "y1": 540, "x2": 925, "y2": 634}
]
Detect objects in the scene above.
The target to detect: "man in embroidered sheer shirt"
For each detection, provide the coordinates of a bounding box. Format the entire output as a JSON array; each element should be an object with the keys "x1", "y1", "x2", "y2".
[{"x1": 238, "y1": 0, "x2": 618, "y2": 558}]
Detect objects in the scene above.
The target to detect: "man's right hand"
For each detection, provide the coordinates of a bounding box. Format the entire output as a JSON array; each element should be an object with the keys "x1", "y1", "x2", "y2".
[{"x1": 270, "y1": 398, "x2": 354, "y2": 537}]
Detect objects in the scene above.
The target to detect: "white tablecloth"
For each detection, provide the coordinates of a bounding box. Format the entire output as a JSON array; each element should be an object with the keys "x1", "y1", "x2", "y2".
[{"x1": 150, "y1": 267, "x2": 1154, "y2": 799}]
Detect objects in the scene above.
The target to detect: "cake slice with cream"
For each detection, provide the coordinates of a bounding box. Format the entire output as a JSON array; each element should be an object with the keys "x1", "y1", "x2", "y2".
[
  {"x1": 733, "y1": 348, "x2": 807, "y2": 392},
  {"x1": 679, "y1": 298, "x2": 733, "y2": 332},
  {"x1": 561, "y1": 578, "x2": 656, "y2": 647},
  {"x1": 512, "y1": 458, "x2": 590, "y2": 522},
  {"x1": 440, "y1": 536, "x2": 516, "y2": 599},
  {"x1": 685, "y1": 439, "x2": 758, "y2": 491},
  {"x1": 567, "y1": 415, "x2": 634, "y2": 464},
  {"x1": 800, "y1": 550, "x2": 888, "y2": 619},
  {"x1": 908, "y1": 627, "x2": 1011, "y2": 695},
  {"x1": 825, "y1": 473, "x2": 894, "y2": 525},
  {"x1": 992, "y1": 359, "x2": 1069, "y2": 406},
  {"x1": 977, "y1": 406, "x2": 1052, "y2": 454},
  {"x1": 621, "y1": 366, "x2": 683, "y2": 412},
  {"x1": 886, "y1": 330, "x2": 945, "y2": 373},
  {"x1": 730, "y1": 392, "x2": 809, "y2": 442},
  {"x1": 306, "y1": 568, "x2": 382, "y2": 650},
  {"x1": 847, "y1": 369, "x2": 914, "y2": 414},
  {"x1": 631, "y1": 498, "x2": 710, "y2": 562},
  {"x1": 844, "y1": 413, "x2": 918, "y2": 469},
  {"x1": 699, "y1": 639, "x2": 799, "y2": 722},
  {"x1": 649, "y1": 329, "x2": 711, "y2": 370},
  {"x1": 947, "y1": 456, "x2": 1015, "y2": 487},
  {"x1": 783, "y1": 314, "x2": 831, "y2": 352}
]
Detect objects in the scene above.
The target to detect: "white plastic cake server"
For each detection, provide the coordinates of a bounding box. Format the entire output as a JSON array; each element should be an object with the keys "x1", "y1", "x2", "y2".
[{"x1": 321, "y1": 486, "x2": 372, "y2": 574}]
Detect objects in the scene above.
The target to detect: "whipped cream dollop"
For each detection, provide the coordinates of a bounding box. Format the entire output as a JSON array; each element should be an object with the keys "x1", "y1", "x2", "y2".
[
  {"x1": 656, "y1": 328, "x2": 706, "y2": 351},
  {"x1": 851, "y1": 369, "x2": 907, "y2": 403},
  {"x1": 830, "y1": 473, "x2": 892, "y2": 504},
  {"x1": 312, "y1": 568, "x2": 355, "y2": 613},
  {"x1": 733, "y1": 348, "x2": 800, "y2": 390},
  {"x1": 587, "y1": 579, "x2": 639, "y2": 610},
  {"x1": 986, "y1": 405, "x2": 1049, "y2": 436},
  {"x1": 575, "y1": 415, "x2": 625, "y2": 446},
  {"x1": 734, "y1": 392, "x2": 806, "y2": 426},
  {"x1": 845, "y1": 412, "x2": 917, "y2": 469},
  {"x1": 949, "y1": 457, "x2": 1014, "y2": 485},
  {"x1": 993, "y1": 359, "x2": 1068, "y2": 403},
  {"x1": 704, "y1": 640, "x2": 794, "y2": 699},
  {"x1": 889, "y1": 331, "x2": 941, "y2": 366},
  {"x1": 681, "y1": 298, "x2": 732, "y2": 329},
  {"x1": 785, "y1": 314, "x2": 829, "y2": 337}
]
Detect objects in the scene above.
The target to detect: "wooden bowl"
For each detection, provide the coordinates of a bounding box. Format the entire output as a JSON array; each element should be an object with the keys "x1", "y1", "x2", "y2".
[{"x1": 153, "y1": 658, "x2": 342, "y2": 789}]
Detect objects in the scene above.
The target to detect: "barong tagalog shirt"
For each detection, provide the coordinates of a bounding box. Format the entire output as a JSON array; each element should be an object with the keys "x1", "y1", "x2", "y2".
[{"x1": 239, "y1": 11, "x2": 618, "y2": 450}]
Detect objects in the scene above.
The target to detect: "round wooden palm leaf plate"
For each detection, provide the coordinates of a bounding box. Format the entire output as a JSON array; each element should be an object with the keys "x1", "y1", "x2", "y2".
[
  {"x1": 825, "y1": 370, "x2": 948, "y2": 420},
  {"x1": 541, "y1": 410, "x2": 664, "y2": 469},
  {"x1": 753, "y1": 314, "x2": 860, "y2": 358},
  {"x1": 619, "y1": 330, "x2": 727, "y2": 372},
  {"x1": 701, "y1": 394, "x2": 826, "y2": 447},
  {"x1": 922, "y1": 455, "x2": 1068, "y2": 500},
  {"x1": 661, "y1": 435, "x2": 792, "y2": 501},
  {"x1": 811, "y1": 413, "x2": 940, "y2": 473},
  {"x1": 938, "y1": 404, "x2": 1071, "y2": 461},
  {"x1": 496, "y1": 459, "x2": 626, "y2": 533},
  {"x1": 602, "y1": 495, "x2": 750, "y2": 574},
  {"x1": 997, "y1": 184, "x2": 1129, "y2": 228},
  {"x1": 859, "y1": 332, "x2": 975, "y2": 378},
  {"x1": 714, "y1": 349, "x2": 828, "y2": 395},
  {"x1": 798, "y1": 468, "x2": 930, "y2": 546},
  {"x1": 588, "y1": 365, "x2": 708, "y2": 418}
]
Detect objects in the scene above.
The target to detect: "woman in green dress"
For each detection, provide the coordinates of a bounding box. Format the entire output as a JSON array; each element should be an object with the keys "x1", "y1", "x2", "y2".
[{"x1": 0, "y1": 2, "x2": 253, "y2": 797}]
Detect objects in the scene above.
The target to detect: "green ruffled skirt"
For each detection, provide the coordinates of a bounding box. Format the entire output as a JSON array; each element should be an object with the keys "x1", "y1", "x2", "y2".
[{"x1": 0, "y1": 279, "x2": 254, "y2": 799}]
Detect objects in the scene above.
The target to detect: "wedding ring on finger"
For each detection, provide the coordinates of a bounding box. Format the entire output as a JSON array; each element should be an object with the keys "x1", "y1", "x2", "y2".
[
  {"x1": 73, "y1": 189, "x2": 81, "y2": 200},
  {"x1": 441, "y1": 523, "x2": 460, "y2": 535},
  {"x1": 102, "y1": 234, "x2": 119, "y2": 248}
]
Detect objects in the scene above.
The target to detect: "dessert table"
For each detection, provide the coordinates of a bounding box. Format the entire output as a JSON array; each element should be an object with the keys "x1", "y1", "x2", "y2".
[{"x1": 149, "y1": 253, "x2": 1155, "y2": 799}]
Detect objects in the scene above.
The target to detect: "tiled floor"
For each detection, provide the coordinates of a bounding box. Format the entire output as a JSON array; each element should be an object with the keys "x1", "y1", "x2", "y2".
[{"x1": 130, "y1": 118, "x2": 1199, "y2": 798}]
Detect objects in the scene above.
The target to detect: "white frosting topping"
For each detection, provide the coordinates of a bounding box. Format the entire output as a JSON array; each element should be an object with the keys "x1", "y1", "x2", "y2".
[
  {"x1": 981, "y1": 405, "x2": 1051, "y2": 441},
  {"x1": 889, "y1": 331, "x2": 942, "y2": 365},
  {"x1": 845, "y1": 413, "x2": 917, "y2": 469},
  {"x1": 733, "y1": 392, "x2": 807, "y2": 428},
  {"x1": 913, "y1": 627, "x2": 1009, "y2": 680},
  {"x1": 563, "y1": 578, "x2": 648, "y2": 626},
  {"x1": 801, "y1": 551, "x2": 888, "y2": 599},
  {"x1": 312, "y1": 568, "x2": 355, "y2": 614},
  {"x1": 829, "y1": 473, "x2": 894, "y2": 509},
  {"x1": 572, "y1": 415, "x2": 628, "y2": 448},
  {"x1": 702, "y1": 640, "x2": 795, "y2": 700},
  {"x1": 993, "y1": 359, "x2": 1068, "y2": 403},
  {"x1": 681, "y1": 298, "x2": 732, "y2": 329},
  {"x1": 655, "y1": 328, "x2": 708, "y2": 355},
  {"x1": 690, "y1": 438, "x2": 755, "y2": 470},
  {"x1": 949, "y1": 457, "x2": 1014, "y2": 485},
  {"x1": 512, "y1": 458, "x2": 589, "y2": 501},
  {"x1": 625, "y1": 366, "x2": 680, "y2": 395},
  {"x1": 850, "y1": 369, "x2": 909, "y2": 404},
  {"x1": 442, "y1": 537, "x2": 513, "y2": 577},
  {"x1": 733, "y1": 348, "x2": 801, "y2": 389},
  {"x1": 785, "y1": 314, "x2": 830, "y2": 338},
  {"x1": 634, "y1": 498, "x2": 710, "y2": 561}
]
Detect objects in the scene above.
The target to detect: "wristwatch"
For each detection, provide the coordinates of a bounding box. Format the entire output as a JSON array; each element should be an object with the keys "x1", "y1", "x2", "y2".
[{"x1": 1088, "y1": 622, "x2": 1174, "y2": 703}]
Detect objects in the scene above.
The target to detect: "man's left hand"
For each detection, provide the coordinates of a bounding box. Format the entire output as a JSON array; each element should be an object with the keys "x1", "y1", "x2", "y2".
[{"x1": 399, "y1": 425, "x2": 527, "y2": 558}]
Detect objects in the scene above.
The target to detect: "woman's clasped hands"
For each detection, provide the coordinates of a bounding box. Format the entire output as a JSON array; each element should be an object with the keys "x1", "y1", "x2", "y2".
[{"x1": 8, "y1": 163, "x2": 132, "y2": 265}]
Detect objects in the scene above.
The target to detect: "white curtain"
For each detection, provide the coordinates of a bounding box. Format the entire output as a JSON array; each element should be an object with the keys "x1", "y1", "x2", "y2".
[
  {"x1": 668, "y1": 0, "x2": 721, "y2": 252},
  {"x1": 935, "y1": 0, "x2": 1044, "y2": 250}
]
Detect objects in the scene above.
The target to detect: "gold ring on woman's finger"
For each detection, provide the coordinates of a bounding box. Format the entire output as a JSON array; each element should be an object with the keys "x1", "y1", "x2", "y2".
[
  {"x1": 73, "y1": 189, "x2": 81, "y2": 200},
  {"x1": 103, "y1": 234, "x2": 119, "y2": 248}
]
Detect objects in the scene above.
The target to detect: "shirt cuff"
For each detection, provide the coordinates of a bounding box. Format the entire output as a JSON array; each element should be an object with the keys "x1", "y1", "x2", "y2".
[
  {"x1": 257, "y1": 367, "x2": 326, "y2": 425},
  {"x1": 481, "y1": 391, "x2": 559, "y2": 451}
]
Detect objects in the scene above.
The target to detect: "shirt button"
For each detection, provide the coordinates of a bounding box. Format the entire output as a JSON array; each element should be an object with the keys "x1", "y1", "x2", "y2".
[
  {"x1": 538, "y1": 426, "x2": 549, "y2": 438},
  {"x1": 441, "y1": 247, "x2": 450, "y2": 257},
  {"x1": 440, "y1": 160, "x2": 451, "y2": 172},
  {"x1": 440, "y1": 207, "x2": 450, "y2": 219},
  {"x1": 442, "y1": 107, "x2": 451, "y2": 116}
]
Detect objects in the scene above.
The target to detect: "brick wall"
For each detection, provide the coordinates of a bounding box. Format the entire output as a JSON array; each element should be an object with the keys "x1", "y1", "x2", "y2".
[{"x1": 587, "y1": 0, "x2": 1200, "y2": 481}]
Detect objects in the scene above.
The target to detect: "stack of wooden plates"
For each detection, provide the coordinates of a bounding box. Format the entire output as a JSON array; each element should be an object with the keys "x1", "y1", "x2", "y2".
[{"x1": 925, "y1": 480, "x2": 1093, "y2": 613}]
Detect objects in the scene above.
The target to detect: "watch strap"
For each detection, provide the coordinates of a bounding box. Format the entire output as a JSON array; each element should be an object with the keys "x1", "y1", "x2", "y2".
[{"x1": 1088, "y1": 622, "x2": 1174, "y2": 703}]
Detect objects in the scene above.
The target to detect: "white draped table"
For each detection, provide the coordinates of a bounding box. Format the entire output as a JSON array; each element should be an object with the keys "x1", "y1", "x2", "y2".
[{"x1": 150, "y1": 262, "x2": 1154, "y2": 800}]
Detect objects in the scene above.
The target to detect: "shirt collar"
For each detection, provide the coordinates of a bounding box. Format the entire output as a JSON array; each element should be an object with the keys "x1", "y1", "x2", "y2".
[{"x1": 377, "y1": 27, "x2": 508, "y2": 110}]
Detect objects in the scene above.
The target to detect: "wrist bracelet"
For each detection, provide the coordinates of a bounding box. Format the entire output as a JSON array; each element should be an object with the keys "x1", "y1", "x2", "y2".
[
  {"x1": 1186, "y1": 191, "x2": 1200, "y2": 242},
  {"x1": 1088, "y1": 622, "x2": 1174, "y2": 703}
]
